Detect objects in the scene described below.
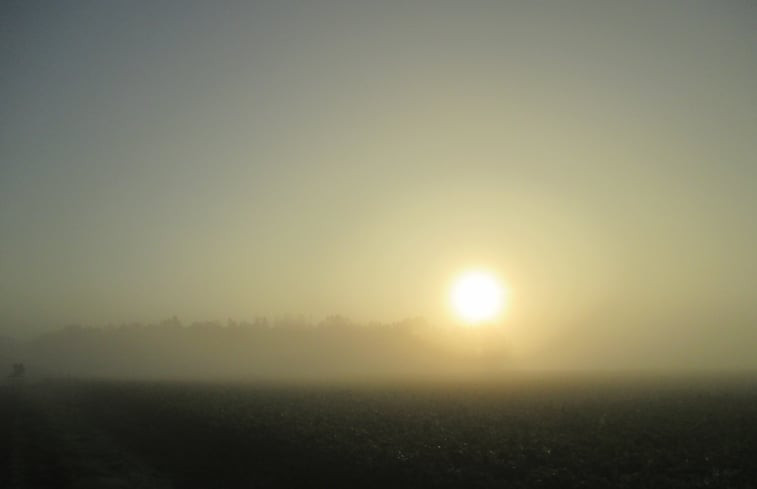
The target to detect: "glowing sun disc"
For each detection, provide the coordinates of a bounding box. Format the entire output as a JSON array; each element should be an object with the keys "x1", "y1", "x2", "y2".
[{"x1": 451, "y1": 271, "x2": 506, "y2": 323}]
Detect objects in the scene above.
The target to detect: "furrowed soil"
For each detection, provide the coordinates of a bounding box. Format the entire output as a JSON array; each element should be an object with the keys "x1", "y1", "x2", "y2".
[{"x1": 2, "y1": 376, "x2": 757, "y2": 488}]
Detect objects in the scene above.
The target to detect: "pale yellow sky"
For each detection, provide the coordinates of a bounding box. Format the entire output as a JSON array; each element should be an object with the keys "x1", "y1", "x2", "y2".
[{"x1": 1, "y1": 1, "x2": 756, "y2": 368}]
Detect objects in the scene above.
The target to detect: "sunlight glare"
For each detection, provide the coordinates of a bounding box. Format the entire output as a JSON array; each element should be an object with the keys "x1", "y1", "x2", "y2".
[{"x1": 451, "y1": 270, "x2": 506, "y2": 324}]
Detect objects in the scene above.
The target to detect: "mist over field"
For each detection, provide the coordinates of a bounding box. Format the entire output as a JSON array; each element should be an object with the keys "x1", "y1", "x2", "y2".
[
  {"x1": 3, "y1": 315, "x2": 756, "y2": 383},
  {"x1": 1, "y1": 317, "x2": 515, "y2": 381},
  {"x1": 2, "y1": 2, "x2": 757, "y2": 487}
]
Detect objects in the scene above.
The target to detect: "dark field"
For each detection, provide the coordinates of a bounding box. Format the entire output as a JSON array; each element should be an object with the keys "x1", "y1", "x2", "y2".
[{"x1": 2, "y1": 376, "x2": 757, "y2": 489}]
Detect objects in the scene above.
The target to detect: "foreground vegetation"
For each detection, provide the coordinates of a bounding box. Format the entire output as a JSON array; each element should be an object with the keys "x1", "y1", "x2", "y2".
[{"x1": 3, "y1": 376, "x2": 757, "y2": 488}]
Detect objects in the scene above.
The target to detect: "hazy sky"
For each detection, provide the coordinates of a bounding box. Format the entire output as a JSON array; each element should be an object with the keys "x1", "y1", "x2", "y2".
[{"x1": 1, "y1": 1, "x2": 756, "y2": 367}]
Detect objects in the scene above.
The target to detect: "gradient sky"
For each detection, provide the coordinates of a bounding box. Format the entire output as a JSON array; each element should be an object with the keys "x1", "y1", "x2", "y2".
[{"x1": 1, "y1": 1, "x2": 756, "y2": 368}]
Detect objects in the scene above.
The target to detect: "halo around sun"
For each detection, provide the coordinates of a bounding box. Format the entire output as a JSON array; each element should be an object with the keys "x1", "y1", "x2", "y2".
[{"x1": 450, "y1": 270, "x2": 507, "y2": 324}]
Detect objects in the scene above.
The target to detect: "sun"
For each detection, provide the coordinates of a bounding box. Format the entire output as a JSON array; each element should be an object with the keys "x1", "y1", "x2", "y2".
[{"x1": 451, "y1": 270, "x2": 507, "y2": 324}]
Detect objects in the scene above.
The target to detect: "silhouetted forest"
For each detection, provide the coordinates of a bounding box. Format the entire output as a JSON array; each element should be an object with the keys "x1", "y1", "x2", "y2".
[{"x1": 2, "y1": 317, "x2": 510, "y2": 381}]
